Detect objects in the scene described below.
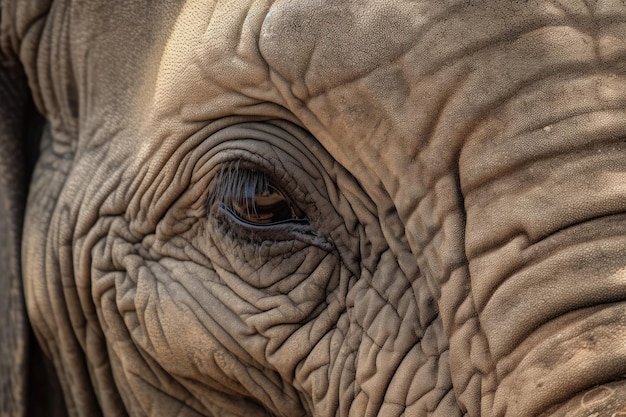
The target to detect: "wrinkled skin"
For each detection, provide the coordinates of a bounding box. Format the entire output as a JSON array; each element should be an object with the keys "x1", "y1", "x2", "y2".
[{"x1": 2, "y1": 0, "x2": 626, "y2": 416}]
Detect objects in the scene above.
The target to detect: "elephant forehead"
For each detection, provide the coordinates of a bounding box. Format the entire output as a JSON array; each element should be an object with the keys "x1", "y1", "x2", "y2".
[
  {"x1": 149, "y1": 0, "x2": 626, "y2": 121},
  {"x1": 146, "y1": 0, "x2": 626, "y2": 218},
  {"x1": 150, "y1": 0, "x2": 519, "y2": 117},
  {"x1": 152, "y1": 0, "x2": 423, "y2": 97},
  {"x1": 258, "y1": 0, "x2": 430, "y2": 96}
]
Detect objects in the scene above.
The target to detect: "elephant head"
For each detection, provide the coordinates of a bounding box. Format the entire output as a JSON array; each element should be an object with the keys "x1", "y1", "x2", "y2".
[{"x1": 2, "y1": 1, "x2": 626, "y2": 416}]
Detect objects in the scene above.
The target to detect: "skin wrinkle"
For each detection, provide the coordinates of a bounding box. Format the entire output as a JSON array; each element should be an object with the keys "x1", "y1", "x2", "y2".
[
  {"x1": 410, "y1": 8, "x2": 624, "y2": 410},
  {"x1": 499, "y1": 308, "x2": 626, "y2": 416},
  {"x1": 136, "y1": 276, "x2": 258, "y2": 412},
  {"x1": 262, "y1": 0, "x2": 475, "y2": 98},
  {"x1": 422, "y1": 52, "x2": 594, "y2": 191},
  {"x1": 482, "y1": 235, "x2": 626, "y2": 349},
  {"x1": 135, "y1": 1, "x2": 464, "y2": 404},
  {"x1": 467, "y1": 138, "x2": 621, "y2": 259},
  {"x1": 465, "y1": 105, "x2": 626, "y2": 181},
  {"x1": 5, "y1": 0, "x2": 51, "y2": 117},
  {"x1": 471, "y1": 213, "x2": 626, "y2": 322},
  {"x1": 7, "y1": 0, "x2": 626, "y2": 416},
  {"x1": 495, "y1": 302, "x2": 622, "y2": 384}
]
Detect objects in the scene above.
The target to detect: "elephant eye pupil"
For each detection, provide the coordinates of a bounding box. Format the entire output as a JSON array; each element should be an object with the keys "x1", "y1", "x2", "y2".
[{"x1": 209, "y1": 164, "x2": 305, "y2": 226}]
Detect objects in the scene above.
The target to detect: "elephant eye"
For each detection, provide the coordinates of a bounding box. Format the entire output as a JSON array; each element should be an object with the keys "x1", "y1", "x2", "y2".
[{"x1": 208, "y1": 163, "x2": 306, "y2": 226}]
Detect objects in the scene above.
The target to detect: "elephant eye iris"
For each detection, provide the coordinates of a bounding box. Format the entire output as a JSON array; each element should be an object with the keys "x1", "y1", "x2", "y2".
[
  {"x1": 232, "y1": 186, "x2": 296, "y2": 224},
  {"x1": 209, "y1": 164, "x2": 305, "y2": 226}
]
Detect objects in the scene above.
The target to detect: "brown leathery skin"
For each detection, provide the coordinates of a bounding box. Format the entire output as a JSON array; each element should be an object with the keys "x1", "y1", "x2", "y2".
[{"x1": 0, "y1": 0, "x2": 625, "y2": 416}]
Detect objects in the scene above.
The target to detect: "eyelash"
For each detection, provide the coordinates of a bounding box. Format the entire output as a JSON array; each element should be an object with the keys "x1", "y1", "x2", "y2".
[{"x1": 207, "y1": 161, "x2": 307, "y2": 226}]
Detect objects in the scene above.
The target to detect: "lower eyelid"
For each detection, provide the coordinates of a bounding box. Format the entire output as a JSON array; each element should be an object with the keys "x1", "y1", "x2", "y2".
[{"x1": 221, "y1": 205, "x2": 309, "y2": 227}]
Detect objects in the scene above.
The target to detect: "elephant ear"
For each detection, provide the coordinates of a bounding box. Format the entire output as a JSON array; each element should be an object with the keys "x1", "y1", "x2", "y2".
[
  {"x1": 0, "y1": 51, "x2": 65, "y2": 417},
  {"x1": 0, "y1": 55, "x2": 32, "y2": 417}
]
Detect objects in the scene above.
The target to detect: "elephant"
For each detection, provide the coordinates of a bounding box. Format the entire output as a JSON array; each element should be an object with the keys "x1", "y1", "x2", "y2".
[{"x1": 2, "y1": 0, "x2": 626, "y2": 415}]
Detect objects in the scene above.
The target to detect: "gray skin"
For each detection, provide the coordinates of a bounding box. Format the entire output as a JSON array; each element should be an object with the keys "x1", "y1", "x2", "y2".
[{"x1": 2, "y1": 0, "x2": 626, "y2": 416}]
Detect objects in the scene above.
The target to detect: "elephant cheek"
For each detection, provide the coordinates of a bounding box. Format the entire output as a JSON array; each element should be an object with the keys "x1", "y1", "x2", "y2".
[
  {"x1": 291, "y1": 249, "x2": 463, "y2": 416},
  {"x1": 120, "y1": 264, "x2": 309, "y2": 416}
]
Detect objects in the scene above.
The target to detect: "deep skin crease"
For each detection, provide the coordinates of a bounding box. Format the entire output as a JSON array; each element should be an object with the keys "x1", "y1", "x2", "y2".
[{"x1": 3, "y1": 0, "x2": 626, "y2": 416}]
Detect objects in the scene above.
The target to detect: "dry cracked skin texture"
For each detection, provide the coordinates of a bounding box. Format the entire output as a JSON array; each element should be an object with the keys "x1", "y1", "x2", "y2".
[{"x1": 2, "y1": 0, "x2": 626, "y2": 416}]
